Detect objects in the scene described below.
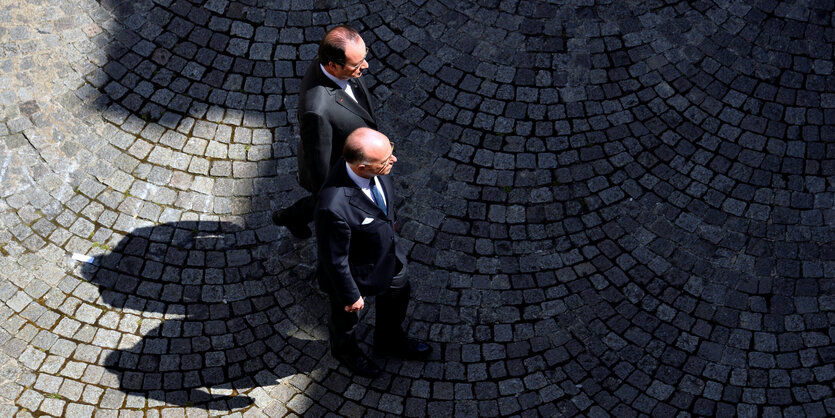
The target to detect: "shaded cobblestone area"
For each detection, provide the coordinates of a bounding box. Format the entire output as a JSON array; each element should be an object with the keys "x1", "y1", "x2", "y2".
[{"x1": 1, "y1": 0, "x2": 834, "y2": 416}]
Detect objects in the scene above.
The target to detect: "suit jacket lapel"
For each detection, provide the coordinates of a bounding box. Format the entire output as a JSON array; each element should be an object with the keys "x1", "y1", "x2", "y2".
[
  {"x1": 334, "y1": 163, "x2": 388, "y2": 218},
  {"x1": 312, "y1": 65, "x2": 376, "y2": 126},
  {"x1": 348, "y1": 188, "x2": 385, "y2": 217},
  {"x1": 333, "y1": 89, "x2": 375, "y2": 126}
]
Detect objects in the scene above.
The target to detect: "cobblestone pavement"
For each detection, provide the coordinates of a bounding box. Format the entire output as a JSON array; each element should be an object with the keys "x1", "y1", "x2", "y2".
[{"x1": 1, "y1": 0, "x2": 834, "y2": 416}]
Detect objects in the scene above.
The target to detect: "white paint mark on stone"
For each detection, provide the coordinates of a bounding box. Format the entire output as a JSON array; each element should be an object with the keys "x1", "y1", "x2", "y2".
[
  {"x1": 72, "y1": 253, "x2": 95, "y2": 264},
  {"x1": 0, "y1": 154, "x2": 10, "y2": 184}
]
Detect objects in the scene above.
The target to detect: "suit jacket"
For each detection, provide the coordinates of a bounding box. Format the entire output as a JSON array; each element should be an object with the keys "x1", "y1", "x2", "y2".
[
  {"x1": 315, "y1": 159, "x2": 397, "y2": 306},
  {"x1": 297, "y1": 59, "x2": 378, "y2": 193}
]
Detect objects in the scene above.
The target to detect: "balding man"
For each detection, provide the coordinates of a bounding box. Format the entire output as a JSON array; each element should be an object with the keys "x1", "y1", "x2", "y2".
[
  {"x1": 315, "y1": 127, "x2": 431, "y2": 377},
  {"x1": 273, "y1": 25, "x2": 378, "y2": 238}
]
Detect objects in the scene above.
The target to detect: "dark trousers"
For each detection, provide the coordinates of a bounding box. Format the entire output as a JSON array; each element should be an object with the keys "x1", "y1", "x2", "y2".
[
  {"x1": 327, "y1": 264, "x2": 410, "y2": 354},
  {"x1": 283, "y1": 193, "x2": 316, "y2": 225}
]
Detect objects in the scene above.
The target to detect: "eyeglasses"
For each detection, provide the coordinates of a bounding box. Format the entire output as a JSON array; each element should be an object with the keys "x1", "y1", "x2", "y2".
[
  {"x1": 343, "y1": 47, "x2": 369, "y2": 71},
  {"x1": 373, "y1": 141, "x2": 394, "y2": 174}
]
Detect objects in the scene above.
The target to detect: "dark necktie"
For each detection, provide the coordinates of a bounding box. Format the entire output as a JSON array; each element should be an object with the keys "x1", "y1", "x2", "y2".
[
  {"x1": 370, "y1": 177, "x2": 387, "y2": 215},
  {"x1": 351, "y1": 80, "x2": 371, "y2": 113}
]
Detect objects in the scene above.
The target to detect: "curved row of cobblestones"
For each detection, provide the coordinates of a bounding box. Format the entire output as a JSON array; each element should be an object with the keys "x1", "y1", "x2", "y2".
[{"x1": 1, "y1": 0, "x2": 833, "y2": 416}]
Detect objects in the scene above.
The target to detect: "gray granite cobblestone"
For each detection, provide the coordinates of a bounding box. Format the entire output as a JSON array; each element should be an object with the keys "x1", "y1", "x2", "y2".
[{"x1": 1, "y1": 0, "x2": 833, "y2": 416}]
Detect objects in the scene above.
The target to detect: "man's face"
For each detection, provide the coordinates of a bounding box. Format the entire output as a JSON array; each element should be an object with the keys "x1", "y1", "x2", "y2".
[
  {"x1": 359, "y1": 140, "x2": 396, "y2": 178},
  {"x1": 329, "y1": 38, "x2": 368, "y2": 80}
]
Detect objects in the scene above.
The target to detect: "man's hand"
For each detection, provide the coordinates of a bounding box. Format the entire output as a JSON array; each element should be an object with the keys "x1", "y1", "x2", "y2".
[{"x1": 345, "y1": 296, "x2": 364, "y2": 313}]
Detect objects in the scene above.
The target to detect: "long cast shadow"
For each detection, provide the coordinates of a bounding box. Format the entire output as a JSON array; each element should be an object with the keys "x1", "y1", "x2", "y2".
[
  {"x1": 71, "y1": 1, "x2": 376, "y2": 410},
  {"x1": 81, "y1": 221, "x2": 321, "y2": 411}
]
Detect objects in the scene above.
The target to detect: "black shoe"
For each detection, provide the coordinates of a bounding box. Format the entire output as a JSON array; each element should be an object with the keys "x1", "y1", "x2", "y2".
[
  {"x1": 333, "y1": 349, "x2": 382, "y2": 378},
  {"x1": 272, "y1": 209, "x2": 311, "y2": 239},
  {"x1": 374, "y1": 337, "x2": 433, "y2": 360}
]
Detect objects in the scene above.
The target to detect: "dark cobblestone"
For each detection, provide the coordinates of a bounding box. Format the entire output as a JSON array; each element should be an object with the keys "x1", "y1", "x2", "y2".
[{"x1": 0, "y1": 0, "x2": 833, "y2": 416}]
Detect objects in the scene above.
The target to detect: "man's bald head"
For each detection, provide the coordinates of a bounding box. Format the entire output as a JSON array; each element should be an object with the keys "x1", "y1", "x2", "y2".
[
  {"x1": 344, "y1": 127, "x2": 386, "y2": 164},
  {"x1": 344, "y1": 128, "x2": 396, "y2": 178}
]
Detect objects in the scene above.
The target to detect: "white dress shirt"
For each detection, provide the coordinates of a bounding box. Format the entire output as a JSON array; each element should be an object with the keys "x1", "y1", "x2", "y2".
[
  {"x1": 346, "y1": 162, "x2": 386, "y2": 207},
  {"x1": 321, "y1": 64, "x2": 357, "y2": 102}
]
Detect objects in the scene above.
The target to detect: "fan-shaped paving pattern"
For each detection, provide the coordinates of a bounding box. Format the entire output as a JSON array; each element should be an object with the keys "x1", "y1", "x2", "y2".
[{"x1": 0, "y1": 0, "x2": 833, "y2": 416}]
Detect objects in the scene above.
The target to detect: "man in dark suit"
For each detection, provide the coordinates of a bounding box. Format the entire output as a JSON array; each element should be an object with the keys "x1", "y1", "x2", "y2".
[
  {"x1": 273, "y1": 25, "x2": 378, "y2": 238},
  {"x1": 315, "y1": 127, "x2": 431, "y2": 377}
]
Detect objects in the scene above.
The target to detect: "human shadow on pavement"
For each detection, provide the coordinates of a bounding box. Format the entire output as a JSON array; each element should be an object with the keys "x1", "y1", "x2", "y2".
[{"x1": 81, "y1": 221, "x2": 322, "y2": 411}]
